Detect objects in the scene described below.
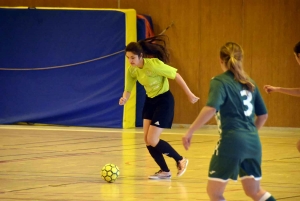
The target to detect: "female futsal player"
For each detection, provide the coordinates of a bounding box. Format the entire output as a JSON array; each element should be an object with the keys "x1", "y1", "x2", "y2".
[
  {"x1": 119, "y1": 35, "x2": 199, "y2": 179},
  {"x1": 182, "y1": 42, "x2": 276, "y2": 201}
]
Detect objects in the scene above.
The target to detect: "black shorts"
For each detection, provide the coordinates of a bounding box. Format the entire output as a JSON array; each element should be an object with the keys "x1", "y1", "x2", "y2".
[{"x1": 142, "y1": 90, "x2": 174, "y2": 128}]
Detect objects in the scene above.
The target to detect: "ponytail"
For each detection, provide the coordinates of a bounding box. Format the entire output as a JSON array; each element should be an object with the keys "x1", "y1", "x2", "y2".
[
  {"x1": 125, "y1": 35, "x2": 170, "y2": 63},
  {"x1": 220, "y1": 42, "x2": 255, "y2": 92},
  {"x1": 138, "y1": 35, "x2": 169, "y2": 63}
]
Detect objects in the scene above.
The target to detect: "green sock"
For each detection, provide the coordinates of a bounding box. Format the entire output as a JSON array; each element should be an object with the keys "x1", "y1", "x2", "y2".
[
  {"x1": 260, "y1": 192, "x2": 276, "y2": 201},
  {"x1": 266, "y1": 195, "x2": 276, "y2": 201}
]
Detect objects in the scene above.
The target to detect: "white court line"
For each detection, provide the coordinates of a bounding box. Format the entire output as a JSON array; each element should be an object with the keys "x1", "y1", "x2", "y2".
[{"x1": 0, "y1": 125, "x2": 299, "y2": 138}]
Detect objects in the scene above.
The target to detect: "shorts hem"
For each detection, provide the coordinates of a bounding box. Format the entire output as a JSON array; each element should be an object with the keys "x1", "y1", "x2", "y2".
[
  {"x1": 208, "y1": 177, "x2": 236, "y2": 182},
  {"x1": 240, "y1": 175, "x2": 262, "y2": 181},
  {"x1": 150, "y1": 123, "x2": 171, "y2": 129}
]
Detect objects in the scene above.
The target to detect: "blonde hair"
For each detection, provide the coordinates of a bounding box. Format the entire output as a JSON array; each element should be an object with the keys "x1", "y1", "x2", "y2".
[{"x1": 220, "y1": 42, "x2": 255, "y2": 92}]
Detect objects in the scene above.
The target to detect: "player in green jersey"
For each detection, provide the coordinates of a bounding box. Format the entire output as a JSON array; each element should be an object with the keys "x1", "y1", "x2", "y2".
[
  {"x1": 264, "y1": 41, "x2": 300, "y2": 152},
  {"x1": 182, "y1": 42, "x2": 276, "y2": 201},
  {"x1": 119, "y1": 35, "x2": 199, "y2": 179}
]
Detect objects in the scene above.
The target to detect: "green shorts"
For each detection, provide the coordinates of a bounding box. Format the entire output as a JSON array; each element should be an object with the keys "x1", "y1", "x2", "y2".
[{"x1": 208, "y1": 154, "x2": 262, "y2": 182}]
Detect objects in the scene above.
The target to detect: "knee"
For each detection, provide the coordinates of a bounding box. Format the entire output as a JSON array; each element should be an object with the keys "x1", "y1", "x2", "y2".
[
  {"x1": 244, "y1": 188, "x2": 265, "y2": 200},
  {"x1": 147, "y1": 138, "x2": 157, "y2": 147},
  {"x1": 147, "y1": 137, "x2": 158, "y2": 147},
  {"x1": 206, "y1": 187, "x2": 224, "y2": 201}
]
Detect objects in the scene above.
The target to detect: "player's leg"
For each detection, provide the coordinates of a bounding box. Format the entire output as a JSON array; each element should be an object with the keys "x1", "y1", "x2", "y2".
[
  {"x1": 207, "y1": 180, "x2": 227, "y2": 201},
  {"x1": 148, "y1": 91, "x2": 188, "y2": 177},
  {"x1": 147, "y1": 125, "x2": 188, "y2": 177},
  {"x1": 143, "y1": 119, "x2": 151, "y2": 144},
  {"x1": 143, "y1": 97, "x2": 171, "y2": 179},
  {"x1": 240, "y1": 159, "x2": 276, "y2": 201},
  {"x1": 144, "y1": 119, "x2": 170, "y2": 179},
  {"x1": 241, "y1": 179, "x2": 276, "y2": 201},
  {"x1": 147, "y1": 124, "x2": 183, "y2": 161}
]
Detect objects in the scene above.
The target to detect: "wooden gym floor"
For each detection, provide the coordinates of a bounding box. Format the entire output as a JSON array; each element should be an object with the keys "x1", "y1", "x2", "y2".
[{"x1": 0, "y1": 125, "x2": 299, "y2": 201}]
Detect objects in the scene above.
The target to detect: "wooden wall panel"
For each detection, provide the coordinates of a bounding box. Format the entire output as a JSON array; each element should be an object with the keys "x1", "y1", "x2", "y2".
[
  {"x1": 0, "y1": 0, "x2": 299, "y2": 127},
  {"x1": 0, "y1": 0, "x2": 120, "y2": 8},
  {"x1": 198, "y1": 0, "x2": 244, "y2": 125},
  {"x1": 243, "y1": 0, "x2": 300, "y2": 127}
]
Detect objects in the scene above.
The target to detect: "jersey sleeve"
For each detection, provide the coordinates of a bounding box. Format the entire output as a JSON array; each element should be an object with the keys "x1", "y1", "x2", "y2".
[
  {"x1": 124, "y1": 67, "x2": 137, "y2": 92},
  {"x1": 254, "y1": 86, "x2": 268, "y2": 115},
  {"x1": 206, "y1": 78, "x2": 226, "y2": 110},
  {"x1": 151, "y1": 59, "x2": 177, "y2": 79}
]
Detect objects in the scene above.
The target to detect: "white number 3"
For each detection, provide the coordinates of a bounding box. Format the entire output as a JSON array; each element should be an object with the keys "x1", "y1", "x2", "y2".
[{"x1": 240, "y1": 90, "x2": 253, "y2": 116}]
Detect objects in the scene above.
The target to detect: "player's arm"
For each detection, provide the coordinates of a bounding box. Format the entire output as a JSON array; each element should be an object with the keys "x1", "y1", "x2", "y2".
[
  {"x1": 264, "y1": 85, "x2": 300, "y2": 97},
  {"x1": 119, "y1": 91, "x2": 131, "y2": 105},
  {"x1": 255, "y1": 114, "x2": 268, "y2": 130},
  {"x1": 174, "y1": 73, "x2": 199, "y2": 104},
  {"x1": 120, "y1": 68, "x2": 135, "y2": 105},
  {"x1": 182, "y1": 106, "x2": 216, "y2": 150}
]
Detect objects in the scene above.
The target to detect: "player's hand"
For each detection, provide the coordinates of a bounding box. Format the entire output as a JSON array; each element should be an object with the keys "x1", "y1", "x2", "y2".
[
  {"x1": 263, "y1": 85, "x2": 278, "y2": 94},
  {"x1": 119, "y1": 97, "x2": 127, "y2": 105},
  {"x1": 188, "y1": 93, "x2": 200, "y2": 104},
  {"x1": 182, "y1": 131, "x2": 193, "y2": 150}
]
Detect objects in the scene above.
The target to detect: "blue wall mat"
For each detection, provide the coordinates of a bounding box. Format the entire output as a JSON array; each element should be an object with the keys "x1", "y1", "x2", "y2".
[{"x1": 0, "y1": 8, "x2": 126, "y2": 127}]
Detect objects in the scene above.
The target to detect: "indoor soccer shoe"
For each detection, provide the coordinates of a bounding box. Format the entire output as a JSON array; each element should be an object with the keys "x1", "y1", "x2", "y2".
[
  {"x1": 177, "y1": 158, "x2": 189, "y2": 177},
  {"x1": 148, "y1": 170, "x2": 171, "y2": 180}
]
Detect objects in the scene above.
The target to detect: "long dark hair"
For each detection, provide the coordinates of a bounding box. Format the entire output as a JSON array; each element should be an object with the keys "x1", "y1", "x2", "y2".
[
  {"x1": 220, "y1": 42, "x2": 255, "y2": 92},
  {"x1": 125, "y1": 35, "x2": 170, "y2": 63}
]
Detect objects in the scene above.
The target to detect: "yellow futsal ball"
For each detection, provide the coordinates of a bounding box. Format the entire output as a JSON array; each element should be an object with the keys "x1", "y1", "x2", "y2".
[{"x1": 101, "y1": 163, "x2": 120, "y2": 183}]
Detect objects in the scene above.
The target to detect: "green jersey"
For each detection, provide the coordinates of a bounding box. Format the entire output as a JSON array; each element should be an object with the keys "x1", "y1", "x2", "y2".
[
  {"x1": 125, "y1": 58, "x2": 177, "y2": 98},
  {"x1": 206, "y1": 70, "x2": 267, "y2": 158}
]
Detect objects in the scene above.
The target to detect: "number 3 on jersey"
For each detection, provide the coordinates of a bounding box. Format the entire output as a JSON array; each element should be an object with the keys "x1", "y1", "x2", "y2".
[{"x1": 240, "y1": 90, "x2": 253, "y2": 116}]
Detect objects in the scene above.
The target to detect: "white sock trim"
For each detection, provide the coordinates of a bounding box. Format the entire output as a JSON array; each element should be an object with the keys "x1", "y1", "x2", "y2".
[{"x1": 259, "y1": 192, "x2": 271, "y2": 201}]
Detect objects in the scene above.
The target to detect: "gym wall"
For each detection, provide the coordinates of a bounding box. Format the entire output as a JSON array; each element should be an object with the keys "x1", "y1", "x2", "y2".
[{"x1": 0, "y1": 0, "x2": 299, "y2": 127}]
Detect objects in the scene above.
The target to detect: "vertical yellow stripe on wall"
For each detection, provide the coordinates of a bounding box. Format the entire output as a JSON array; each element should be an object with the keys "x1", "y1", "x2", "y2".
[{"x1": 121, "y1": 9, "x2": 137, "y2": 128}]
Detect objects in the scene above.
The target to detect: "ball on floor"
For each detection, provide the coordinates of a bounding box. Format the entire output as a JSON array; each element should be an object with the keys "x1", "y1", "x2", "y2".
[{"x1": 101, "y1": 163, "x2": 120, "y2": 183}]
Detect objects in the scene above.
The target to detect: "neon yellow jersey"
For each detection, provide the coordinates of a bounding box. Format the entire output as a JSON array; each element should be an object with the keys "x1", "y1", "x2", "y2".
[{"x1": 125, "y1": 58, "x2": 177, "y2": 98}]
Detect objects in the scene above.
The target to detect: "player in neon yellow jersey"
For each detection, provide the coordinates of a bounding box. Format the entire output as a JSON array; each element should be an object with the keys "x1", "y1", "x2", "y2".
[{"x1": 119, "y1": 35, "x2": 199, "y2": 179}]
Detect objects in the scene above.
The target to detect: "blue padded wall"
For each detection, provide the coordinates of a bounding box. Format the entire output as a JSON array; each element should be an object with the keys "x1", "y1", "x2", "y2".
[{"x1": 0, "y1": 8, "x2": 127, "y2": 127}]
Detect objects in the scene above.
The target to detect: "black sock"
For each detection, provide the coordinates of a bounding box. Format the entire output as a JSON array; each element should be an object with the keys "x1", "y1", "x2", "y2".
[
  {"x1": 155, "y1": 139, "x2": 183, "y2": 162},
  {"x1": 146, "y1": 145, "x2": 169, "y2": 172}
]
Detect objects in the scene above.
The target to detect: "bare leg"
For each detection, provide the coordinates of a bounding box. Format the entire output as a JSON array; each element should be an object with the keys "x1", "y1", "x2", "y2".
[
  {"x1": 144, "y1": 119, "x2": 169, "y2": 172},
  {"x1": 146, "y1": 125, "x2": 164, "y2": 147},
  {"x1": 241, "y1": 178, "x2": 267, "y2": 201},
  {"x1": 146, "y1": 123, "x2": 182, "y2": 161},
  {"x1": 143, "y1": 119, "x2": 151, "y2": 145},
  {"x1": 206, "y1": 180, "x2": 228, "y2": 201}
]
